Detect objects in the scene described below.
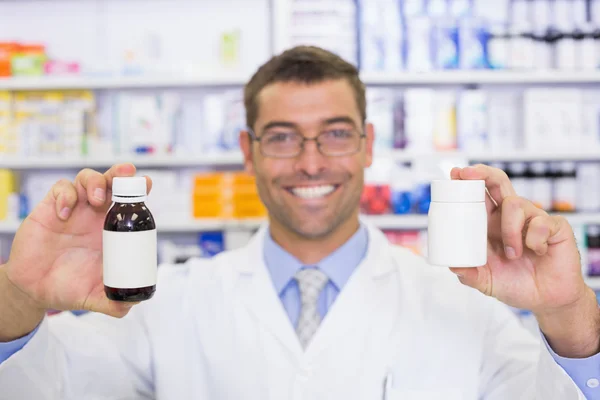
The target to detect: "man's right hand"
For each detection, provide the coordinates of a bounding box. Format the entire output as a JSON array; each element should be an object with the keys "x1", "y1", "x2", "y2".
[{"x1": 0, "y1": 163, "x2": 152, "y2": 341}]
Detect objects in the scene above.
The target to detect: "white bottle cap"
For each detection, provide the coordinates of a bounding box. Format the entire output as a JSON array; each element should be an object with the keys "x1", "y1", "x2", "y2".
[
  {"x1": 111, "y1": 177, "x2": 147, "y2": 202},
  {"x1": 431, "y1": 179, "x2": 485, "y2": 203}
]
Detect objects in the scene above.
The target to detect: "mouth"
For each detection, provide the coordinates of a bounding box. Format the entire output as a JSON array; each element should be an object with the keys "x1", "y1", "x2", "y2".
[{"x1": 286, "y1": 184, "x2": 340, "y2": 200}]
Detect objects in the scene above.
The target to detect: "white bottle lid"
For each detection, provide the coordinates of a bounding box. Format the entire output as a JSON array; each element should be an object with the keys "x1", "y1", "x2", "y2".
[
  {"x1": 431, "y1": 179, "x2": 485, "y2": 203},
  {"x1": 112, "y1": 177, "x2": 147, "y2": 202}
]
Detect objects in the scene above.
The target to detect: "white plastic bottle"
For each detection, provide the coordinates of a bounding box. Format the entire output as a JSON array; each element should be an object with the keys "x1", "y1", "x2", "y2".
[{"x1": 427, "y1": 179, "x2": 487, "y2": 267}]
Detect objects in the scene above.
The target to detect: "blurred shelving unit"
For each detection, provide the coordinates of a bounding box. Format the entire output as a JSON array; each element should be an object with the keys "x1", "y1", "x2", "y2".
[
  {"x1": 2, "y1": 213, "x2": 600, "y2": 235},
  {"x1": 3, "y1": 150, "x2": 599, "y2": 170},
  {"x1": 3, "y1": 71, "x2": 600, "y2": 91},
  {"x1": 361, "y1": 71, "x2": 600, "y2": 86},
  {"x1": 0, "y1": 74, "x2": 250, "y2": 90},
  {"x1": 0, "y1": 152, "x2": 245, "y2": 169}
]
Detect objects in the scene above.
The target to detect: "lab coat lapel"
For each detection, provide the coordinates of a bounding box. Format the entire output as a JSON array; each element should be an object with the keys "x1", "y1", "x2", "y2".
[
  {"x1": 306, "y1": 224, "x2": 402, "y2": 358},
  {"x1": 235, "y1": 224, "x2": 304, "y2": 358}
]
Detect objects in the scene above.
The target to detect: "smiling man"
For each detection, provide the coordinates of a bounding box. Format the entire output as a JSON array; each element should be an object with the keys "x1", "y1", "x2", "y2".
[{"x1": 0, "y1": 46, "x2": 599, "y2": 400}]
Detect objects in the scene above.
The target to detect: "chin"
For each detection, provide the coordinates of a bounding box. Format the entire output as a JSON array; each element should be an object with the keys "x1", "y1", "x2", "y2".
[{"x1": 288, "y1": 218, "x2": 339, "y2": 240}]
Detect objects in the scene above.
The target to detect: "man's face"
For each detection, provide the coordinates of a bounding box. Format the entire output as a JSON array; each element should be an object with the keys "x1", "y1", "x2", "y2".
[{"x1": 240, "y1": 79, "x2": 374, "y2": 240}]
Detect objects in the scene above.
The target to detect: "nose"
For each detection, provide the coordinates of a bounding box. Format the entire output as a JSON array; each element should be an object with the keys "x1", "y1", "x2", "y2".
[{"x1": 294, "y1": 137, "x2": 328, "y2": 177}]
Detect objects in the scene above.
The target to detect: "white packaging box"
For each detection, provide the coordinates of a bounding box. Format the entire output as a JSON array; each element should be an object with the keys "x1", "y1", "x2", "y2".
[
  {"x1": 577, "y1": 163, "x2": 600, "y2": 212},
  {"x1": 553, "y1": 89, "x2": 584, "y2": 151},
  {"x1": 582, "y1": 90, "x2": 600, "y2": 151},
  {"x1": 457, "y1": 89, "x2": 487, "y2": 151},
  {"x1": 487, "y1": 90, "x2": 522, "y2": 151},
  {"x1": 524, "y1": 88, "x2": 583, "y2": 151},
  {"x1": 366, "y1": 87, "x2": 395, "y2": 149},
  {"x1": 523, "y1": 89, "x2": 550, "y2": 151},
  {"x1": 405, "y1": 16, "x2": 433, "y2": 72},
  {"x1": 403, "y1": 88, "x2": 435, "y2": 152}
]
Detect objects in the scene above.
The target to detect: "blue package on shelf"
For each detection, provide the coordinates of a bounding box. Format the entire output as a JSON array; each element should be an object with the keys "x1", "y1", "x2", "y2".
[
  {"x1": 412, "y1": 182, "x2": 431, "y2": 214},
  {"x1": 391, "y1": 190, "x2": 413, "y2": 214},
  {"x1": 198, "y1": 231, "x2": 225, "y2": 257},
  {"x1": 433, "y1": 20, "x2": 459, "y2": 69},
  {"x1": 19, "y1": 194, "x2": 28, "y2": 219},
  {"x1": 458, "y1": 17, "x2": 489, "y2": 69}
]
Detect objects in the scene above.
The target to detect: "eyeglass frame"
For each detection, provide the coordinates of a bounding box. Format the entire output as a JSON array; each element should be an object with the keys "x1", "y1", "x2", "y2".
[{"x1": 246, "y1": 126, "x2": 368, "y2": 158}]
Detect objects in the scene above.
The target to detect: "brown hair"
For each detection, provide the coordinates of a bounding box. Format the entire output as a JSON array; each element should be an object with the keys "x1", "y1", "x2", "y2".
[{"x1": 244, "y1": 45, "x2": 366, "y2": 130}]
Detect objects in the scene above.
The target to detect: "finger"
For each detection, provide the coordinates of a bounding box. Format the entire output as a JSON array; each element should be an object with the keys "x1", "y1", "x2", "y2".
[
  {"x1": 451, "y1": 166, "x2": 501, "y2": 214},
  {"x1": 103, "y1": 164, "x2": 153, "y2": 195},
  {"x1": 501, "y1": 196, "x2": 546, "y2": 259},
  {"x1": 449, "y1": 266, "x2": 493, "y2": 297},
  {"x1": 51, "y1": 179, "x2": 78, "y2": 221},
  {"x1": 525, "y1": 215, "x2": 572, "y2": 257},
  {"x1": 83, "y1": 287, "x2": 141, "y2": 318},
  {"x1": 458, "y1": 164, "x2": 516, "y2": 209},
  {"x1": 102, "y1": 163, "x2": 137, "y2": 189},
  {"x1": 525, "y1": 215, "x2": 554, "y2": 256},
  {"x1": 107, "y1": 300, "x2": 141, "y2": 318},
  {"x1": 74, "y1": 168, "x2": 109, "y2": 207},
  {"x1": 450, "y1": 167, "x2": 461, "y2": 180},
  {"x1": 142, "y1": 176, "x2": 153, "y2": 195}
]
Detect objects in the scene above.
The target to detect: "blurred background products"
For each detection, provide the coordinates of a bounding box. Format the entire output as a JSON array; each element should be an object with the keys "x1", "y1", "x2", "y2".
[{"x1": 2, "y1": 0, "x2": 600, "y2": 325}]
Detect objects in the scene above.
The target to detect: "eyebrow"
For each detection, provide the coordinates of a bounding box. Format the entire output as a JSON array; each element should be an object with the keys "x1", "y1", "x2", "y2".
[
  {"x1": 261, "y1": 116, "x2": 358, "y2": 133},
  {"x1": 323, "y1": 116, "x2": 358, "y2": 127}
]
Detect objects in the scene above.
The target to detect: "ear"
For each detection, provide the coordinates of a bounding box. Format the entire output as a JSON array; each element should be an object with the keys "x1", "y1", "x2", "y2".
[
  {"x1": 364, "y1": 122, "x2": 374, "y2": 168},
  {"x1": 239, "y1": 130, "x2": 255, "y2": 175}
]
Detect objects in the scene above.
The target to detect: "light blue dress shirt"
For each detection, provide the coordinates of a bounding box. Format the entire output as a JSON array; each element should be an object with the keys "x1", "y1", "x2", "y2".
[
  {"x1": 1, "y1": 223, "x2": 599, "y2": 399},
  {"x1": 263, "y1": 223, "x2": 369, "y2": 327}
]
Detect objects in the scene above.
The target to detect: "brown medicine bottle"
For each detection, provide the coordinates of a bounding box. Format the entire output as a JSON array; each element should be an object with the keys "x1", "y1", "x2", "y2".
[{"x1": 103, "y1": 177, "x2": 157, "y2": 302}]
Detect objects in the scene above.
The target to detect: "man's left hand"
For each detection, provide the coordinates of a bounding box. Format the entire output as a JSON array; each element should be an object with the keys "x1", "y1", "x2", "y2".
[{"x1": 450, "y1": 164, "x2": 600, "y2": 359}]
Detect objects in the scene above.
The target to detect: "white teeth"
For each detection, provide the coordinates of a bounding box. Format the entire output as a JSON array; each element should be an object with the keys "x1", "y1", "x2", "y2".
[{"x1": 291, "y1": 185, "x2": 336, "y2": 199}]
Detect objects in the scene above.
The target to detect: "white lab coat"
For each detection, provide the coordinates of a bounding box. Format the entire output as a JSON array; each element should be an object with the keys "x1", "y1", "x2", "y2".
[{"x1": 0, "y1": 222, "x2": 586, "y2": 400}]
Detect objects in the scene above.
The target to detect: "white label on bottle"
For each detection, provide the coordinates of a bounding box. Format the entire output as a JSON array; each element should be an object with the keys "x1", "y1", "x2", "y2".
[{"x1": 103, "y1": 229, "x2": 157, "y2": 288}]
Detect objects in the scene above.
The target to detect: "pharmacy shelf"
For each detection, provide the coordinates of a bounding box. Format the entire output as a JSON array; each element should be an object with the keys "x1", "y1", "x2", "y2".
[
  {"x1": 158, "y1": 218, "x2": 266, "y2": 233},
  {"x1": 387, "y1": 150, "x2": 600, "y2": 163},
  {"x1": 0, "y1": 73, "x2": 249, "y2": 90},
  {"x1": 0, "y1": 152, "x2": 244, "y2": 169},
  {"x1": 3, "y1": 71, "x2": 600, "y2": 90},
  {"x1": 367, "y1": 213, "x2": 600, "y2": 229},
  {"x1": 0, "y1": 218, "x2": 266, "y2": 235},
  {"x1": 363, "y1": 214, "x2": 429, "y2": 229},
  {"x1": 3, "y1": 150, "x2": 600, "y2": 170},
  {"x1": 585, "y1": 277, "x2": 600, "y2": 291},
  {"x1": 362, "y1": 70, "x2": 600, "y2": 86},
  {"x1": 2, "y1": 213, "x2": 599, "y2": 235},
  {"x1": 0, "y1": 220, "x2": 19, "y2": 234}
]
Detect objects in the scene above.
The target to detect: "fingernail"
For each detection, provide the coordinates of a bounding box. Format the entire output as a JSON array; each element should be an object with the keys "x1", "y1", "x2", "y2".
[
  {"x1": 59, "y1": 207, "x2": 71, "y2": 220},
  {"x1": 505, "y1": 246, "x2": 516, "y2": 259},
  {"x1": 94, "y1": 188, "x2": 106, "y2": 202}
]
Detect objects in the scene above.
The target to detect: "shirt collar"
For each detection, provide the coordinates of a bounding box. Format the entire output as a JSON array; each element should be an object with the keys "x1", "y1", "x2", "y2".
[{"x1": 263, "y1": 223, "x2": 369, "y2": 295}]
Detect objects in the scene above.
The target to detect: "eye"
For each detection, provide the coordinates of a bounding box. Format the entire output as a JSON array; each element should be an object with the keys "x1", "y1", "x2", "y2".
[
  {"x1": 324, "y1": 129, "x2": 353, "y2": 139},
  {"x1": 265, "y1": 132, "x2": 295, "y2": 143}
]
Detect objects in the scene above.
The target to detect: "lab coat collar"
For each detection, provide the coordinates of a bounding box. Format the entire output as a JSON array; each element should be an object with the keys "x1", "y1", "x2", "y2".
[
  {"x1": 235, "y1": 217, "x2": 396, "y2": 279},
  {"x1": 234, "y1": 218, "x2": 402, "y2": 360}
]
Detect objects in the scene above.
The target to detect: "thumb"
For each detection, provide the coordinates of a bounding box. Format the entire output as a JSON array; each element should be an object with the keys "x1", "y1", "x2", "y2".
[
  {"x1": 449, "y1": 266, "x2": 492, "y2": 297},
  {"x1": 83, "y1": 288, "x2": 140, "y2": 318}
]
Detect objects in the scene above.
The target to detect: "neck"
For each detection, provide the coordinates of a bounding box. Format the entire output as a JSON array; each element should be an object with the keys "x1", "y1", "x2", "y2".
[{"x1": 268, "y1": 213, "x2": 360, "y2": 265}]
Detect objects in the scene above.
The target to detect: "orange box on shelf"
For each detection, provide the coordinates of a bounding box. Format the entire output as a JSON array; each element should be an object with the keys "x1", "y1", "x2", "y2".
[
  {"x1": 0, "y1": 42, "x2": 18, "y2": 77},
  {"x1": 193, "y1": 201, "x2": 232, "y2": 219},
  {"x1": 192, "y1": 171, "x2": 266, "y2": 219},
  {"x1": 232, "y1": 201, "x2": 267, "y2": 218}
]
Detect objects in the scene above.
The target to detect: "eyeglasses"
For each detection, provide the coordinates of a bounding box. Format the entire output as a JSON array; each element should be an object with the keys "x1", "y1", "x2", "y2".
[{"x1": 248, "y1": 128, "x2": 367, "y2": 158}]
